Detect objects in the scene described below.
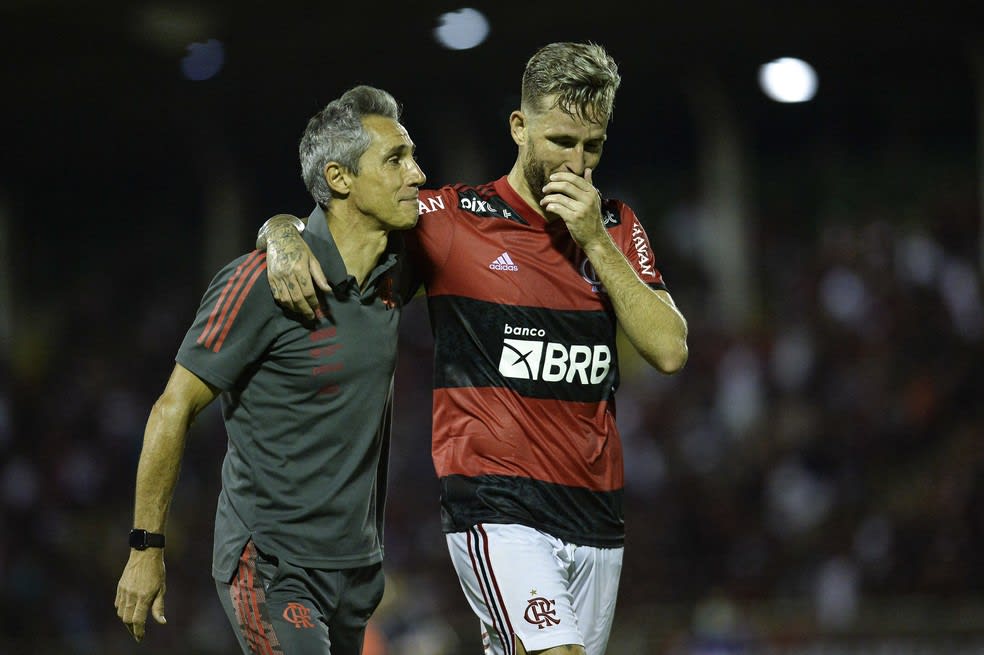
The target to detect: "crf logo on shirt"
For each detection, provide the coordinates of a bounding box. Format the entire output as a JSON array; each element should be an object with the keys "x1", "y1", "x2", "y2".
[
  {"x1": 524, "y1": 597, "x2": 560, "y2": 629},
  {"x1": 282, "y1": 602, "x2": 314, "y2": 628}
]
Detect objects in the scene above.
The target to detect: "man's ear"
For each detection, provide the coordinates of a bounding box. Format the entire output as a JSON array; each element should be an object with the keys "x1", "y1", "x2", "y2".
[
  {"x1": 324, "y1": 162, "x2": 350, "y2": 195},
  {"x1": 509, "y1": 110, "x2": 527, "y2": 147}
]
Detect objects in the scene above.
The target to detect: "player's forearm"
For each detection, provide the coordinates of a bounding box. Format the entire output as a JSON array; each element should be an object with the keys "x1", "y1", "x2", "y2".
[
  {"x1": 583, "y1": 238, "x2": 688, "y2": 373},
  {"x1": 256, "y1": 214, "x2": 307, "y2": 251},
  {"x1": 131, "y1": 397, "x2": 195, "y2": 532}
]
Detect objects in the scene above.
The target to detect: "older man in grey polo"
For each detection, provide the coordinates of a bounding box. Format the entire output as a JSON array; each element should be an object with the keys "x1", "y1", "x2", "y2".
[{"x1": 114, "y1": 85, "x2": 426, "y2": 655}]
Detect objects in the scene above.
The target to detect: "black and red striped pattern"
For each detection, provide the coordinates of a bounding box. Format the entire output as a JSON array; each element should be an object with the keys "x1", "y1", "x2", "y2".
[{"x1": 468, "y1": 524, "x2": 516, "y2": 655}]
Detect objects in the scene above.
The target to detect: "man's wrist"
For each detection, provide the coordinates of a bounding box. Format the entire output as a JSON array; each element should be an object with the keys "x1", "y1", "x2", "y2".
[
  {"x1": 256, "y1": 214, "x2": 305, "y2": 251},
  {"x1": 129, "y1": 528, "x2": 166, "y2": 550}
]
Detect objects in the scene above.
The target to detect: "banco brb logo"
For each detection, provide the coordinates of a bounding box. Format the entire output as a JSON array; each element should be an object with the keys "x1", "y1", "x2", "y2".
[{"x1": 498, "y1": 324, "x2": 611, "y2": 384}]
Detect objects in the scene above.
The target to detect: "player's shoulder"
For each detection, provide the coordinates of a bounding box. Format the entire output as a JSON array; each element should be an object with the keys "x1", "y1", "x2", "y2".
[
  {"x1": 597, "y1": 193, "x2": 637, "y2": 231},
  {"x1": 419, "y1": 181, "x2": 522, "y2": 225},
  {"x1": 418, "y1": 186, "x2": 452, "y2": 215},
  {"x1": 419, "y1": 181, "x2": 493, "y2": 211}
]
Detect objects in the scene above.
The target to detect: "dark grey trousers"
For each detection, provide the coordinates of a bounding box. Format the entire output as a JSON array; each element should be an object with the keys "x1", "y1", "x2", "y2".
[{"x1": 215, "y1": 540, "x2": 385, "y2": 655}]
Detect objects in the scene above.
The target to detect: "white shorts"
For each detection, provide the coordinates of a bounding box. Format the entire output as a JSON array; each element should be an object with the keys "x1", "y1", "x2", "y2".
[{"x1": 446, "y1": 523, "x2": 623, "y2": 655}]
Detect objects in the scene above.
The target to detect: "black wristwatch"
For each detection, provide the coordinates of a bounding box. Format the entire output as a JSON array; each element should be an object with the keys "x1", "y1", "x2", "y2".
[{"x1": 129, "y1": 529, "x2": 166, "y2": 550}]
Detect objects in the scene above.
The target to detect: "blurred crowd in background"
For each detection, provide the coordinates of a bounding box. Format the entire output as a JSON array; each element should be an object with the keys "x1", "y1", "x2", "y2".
[{"x1": 1, "y1": 142, "x2": 981, "y2": 653}]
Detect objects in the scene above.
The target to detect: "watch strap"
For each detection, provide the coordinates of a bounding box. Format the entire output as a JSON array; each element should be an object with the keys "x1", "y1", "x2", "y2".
[{"x1": 129, "y1": 528, "x2": 166, "y2": 550}]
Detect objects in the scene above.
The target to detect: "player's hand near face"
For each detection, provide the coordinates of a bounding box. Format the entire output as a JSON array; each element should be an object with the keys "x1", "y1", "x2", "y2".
[
  {"x1": 115, "y1": 549, "x2": 167, "y2": 641},
  {"x1": 261, "y1": 214, "x2": 330, "y2": 320},
  {"x1": 540, "y1": 168, "x2": 606, "y2": 248}
]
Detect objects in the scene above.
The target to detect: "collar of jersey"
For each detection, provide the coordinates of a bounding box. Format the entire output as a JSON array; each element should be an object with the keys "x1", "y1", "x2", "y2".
[
  {"x1": 493, "y1": 176, "x2": 567, "y2": 233},
  {"x1": 304, "y1": 205, "x2": 400, "y2": 296}
]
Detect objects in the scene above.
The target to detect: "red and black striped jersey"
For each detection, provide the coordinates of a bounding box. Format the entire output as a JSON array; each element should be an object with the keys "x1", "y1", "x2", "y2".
[{"x1": 408, "y1": 176, "x2": 666, "y2": 547}]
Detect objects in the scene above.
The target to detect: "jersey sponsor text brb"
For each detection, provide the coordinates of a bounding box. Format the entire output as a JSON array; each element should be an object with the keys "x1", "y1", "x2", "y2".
[{"x1": 498, "y1": 323, "x2": 612, "y2": 385}]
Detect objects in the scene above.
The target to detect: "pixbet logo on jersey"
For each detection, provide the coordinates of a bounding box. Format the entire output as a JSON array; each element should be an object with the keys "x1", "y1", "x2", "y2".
[{"x1": 498, "y1": 324, "x2": 611, "y2": 384}]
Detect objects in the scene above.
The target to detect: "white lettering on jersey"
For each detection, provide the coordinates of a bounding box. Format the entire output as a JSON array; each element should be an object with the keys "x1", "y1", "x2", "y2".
[
  {"x1": 498, "y1": 326, "x2": 611, "y2": 385},
  {"x1": 461, "y1": 197, "x2": 492, "y2": 213},
  {"x1": 631, "y1": 221, "x2": 655, "y2": 278},
  {"x1": 490, "y1": 252, "x2": 519, "y2": 272},
  {"x1": 419, "y1": 196, "x2": 446, "y2": 214},
  {"x1": 504, "y1": 323, "x2": 545, "y2": 337}
]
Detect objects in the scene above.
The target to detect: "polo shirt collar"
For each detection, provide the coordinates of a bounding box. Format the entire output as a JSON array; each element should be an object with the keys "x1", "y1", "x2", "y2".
[{"x1": 303, "y1": 205, "x2": 401, "y2": 296}]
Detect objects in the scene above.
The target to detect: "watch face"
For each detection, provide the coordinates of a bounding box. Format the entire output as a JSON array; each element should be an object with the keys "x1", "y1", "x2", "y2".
[{"x1": 129, "y1": 529, "x2": 148, "y2": 549}]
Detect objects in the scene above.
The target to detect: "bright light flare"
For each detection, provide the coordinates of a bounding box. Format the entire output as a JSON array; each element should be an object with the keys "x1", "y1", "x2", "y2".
[
  {"x1": 434, "y1": 8, "x2": 490, "y2": 50},
  {"x1": 758, "y1": 57, "x2": 818, "y2": 103}
]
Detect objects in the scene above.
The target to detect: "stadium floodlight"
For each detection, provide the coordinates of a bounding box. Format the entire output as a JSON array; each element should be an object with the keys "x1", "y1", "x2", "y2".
[
  {"x1": 758, "y1": 57, "x2": 818, "y2": 103},
  {"x1": 433, "y1": 7, "x2": 490, "y2": 50},
  {"x1": 181, "y1": 38, "x2": 224, "y2": 81}
]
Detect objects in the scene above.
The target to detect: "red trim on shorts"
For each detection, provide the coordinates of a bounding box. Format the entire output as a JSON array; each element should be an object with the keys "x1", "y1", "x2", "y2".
[
  {"x1": 468, "y1": 525, "x2": 516, "y2": 655},
  {"x1": 229, "y1": 541, "x2": 283, "y2": 655}
]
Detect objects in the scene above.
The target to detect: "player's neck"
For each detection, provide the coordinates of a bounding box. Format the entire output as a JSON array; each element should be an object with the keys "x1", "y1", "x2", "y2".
[{"x1": 325, "y1": 209, "x2": 389, "y2": 288}]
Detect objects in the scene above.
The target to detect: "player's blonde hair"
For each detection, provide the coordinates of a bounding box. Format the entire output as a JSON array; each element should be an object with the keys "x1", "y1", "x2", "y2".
[{"x1": 520, "y1": 41, "x2": 621, "y2": 124}]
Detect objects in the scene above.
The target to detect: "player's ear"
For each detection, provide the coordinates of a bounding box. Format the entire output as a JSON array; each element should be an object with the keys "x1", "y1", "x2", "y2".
[
  {"x1": 509, "y1": 110, "x2": 527, "y2": 147},
  {"x1": 324, "y1": 162, "x2": 350, "y2": 194}
]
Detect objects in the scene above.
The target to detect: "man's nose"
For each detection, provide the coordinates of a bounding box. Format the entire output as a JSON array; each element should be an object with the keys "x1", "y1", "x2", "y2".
[
  {"x1": 563, "y1": 145, "x2": 586, "y2": 176},
  {"x1": 407, "y1": 160, "x2": 426, "y2": 186}
]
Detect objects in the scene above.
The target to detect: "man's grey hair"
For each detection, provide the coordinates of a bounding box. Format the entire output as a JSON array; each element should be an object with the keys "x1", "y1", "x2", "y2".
[
  {"x1": 299, "y1": 85, "x2": 401, "y2": 209},
  {"x1": 521, "y1": 42, "x2": 621, "y2": 124}
]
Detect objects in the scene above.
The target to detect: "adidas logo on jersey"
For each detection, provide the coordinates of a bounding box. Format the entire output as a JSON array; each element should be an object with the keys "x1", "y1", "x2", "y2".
[{"x1": 489, "y1": 252, "x2": 519, "y2": 272}]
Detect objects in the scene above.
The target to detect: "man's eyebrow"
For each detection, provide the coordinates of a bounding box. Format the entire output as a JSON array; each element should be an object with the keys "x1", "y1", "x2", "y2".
[{"x1": 382, "y1": 143, "x2": 412, "y2": 158}]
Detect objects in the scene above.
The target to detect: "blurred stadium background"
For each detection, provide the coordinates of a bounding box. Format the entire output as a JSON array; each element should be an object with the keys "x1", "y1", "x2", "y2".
[{"x1": 1, "y1": 1, "x2": 982, "y2": 653}]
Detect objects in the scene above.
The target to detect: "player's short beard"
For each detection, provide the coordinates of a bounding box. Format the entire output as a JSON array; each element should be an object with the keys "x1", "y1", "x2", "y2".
[{"x1": 522, "y1": 148, "x2": 549, "y2": 206}]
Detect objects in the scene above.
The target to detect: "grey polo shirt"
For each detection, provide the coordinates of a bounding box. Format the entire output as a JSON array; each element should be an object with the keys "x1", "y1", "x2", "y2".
[{"x1": 176, "y1": 207, "x2": 409, "y2": 581}]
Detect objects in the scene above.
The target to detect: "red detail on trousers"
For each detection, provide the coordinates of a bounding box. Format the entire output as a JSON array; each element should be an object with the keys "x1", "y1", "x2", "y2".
[{"x1": 230, "y1": 541, "x2": 283, "y2": 655}]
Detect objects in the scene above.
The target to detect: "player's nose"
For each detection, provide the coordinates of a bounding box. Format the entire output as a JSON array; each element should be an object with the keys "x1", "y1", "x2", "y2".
[{"x1": 563, "y1": 145, "x2": 586, "y2": 176}]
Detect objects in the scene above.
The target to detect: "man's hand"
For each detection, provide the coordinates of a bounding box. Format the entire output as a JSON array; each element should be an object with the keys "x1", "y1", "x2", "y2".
[
  {"x1": 261, "y1": 214, "x2": 330, "y2": 319},
  {"x1": 115, "y1": 549, "x2": 167, "y2": 642},
  {"x1": 539, "y1": 168, "x2": 607, "y2": 248}
]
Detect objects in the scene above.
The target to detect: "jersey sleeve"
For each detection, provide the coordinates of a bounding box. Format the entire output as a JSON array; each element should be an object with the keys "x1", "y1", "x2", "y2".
[
  {"x1": 610, "y1": 200, "x2": 667, "y2": 292},
  {"x1": 176, "y1": 251, "x2": 278, "y2": 390}
]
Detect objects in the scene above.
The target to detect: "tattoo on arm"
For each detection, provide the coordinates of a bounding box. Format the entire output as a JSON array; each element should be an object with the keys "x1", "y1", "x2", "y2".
[{"x1": 256, "y1": 214, "x2": 306, "y2": 251}]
